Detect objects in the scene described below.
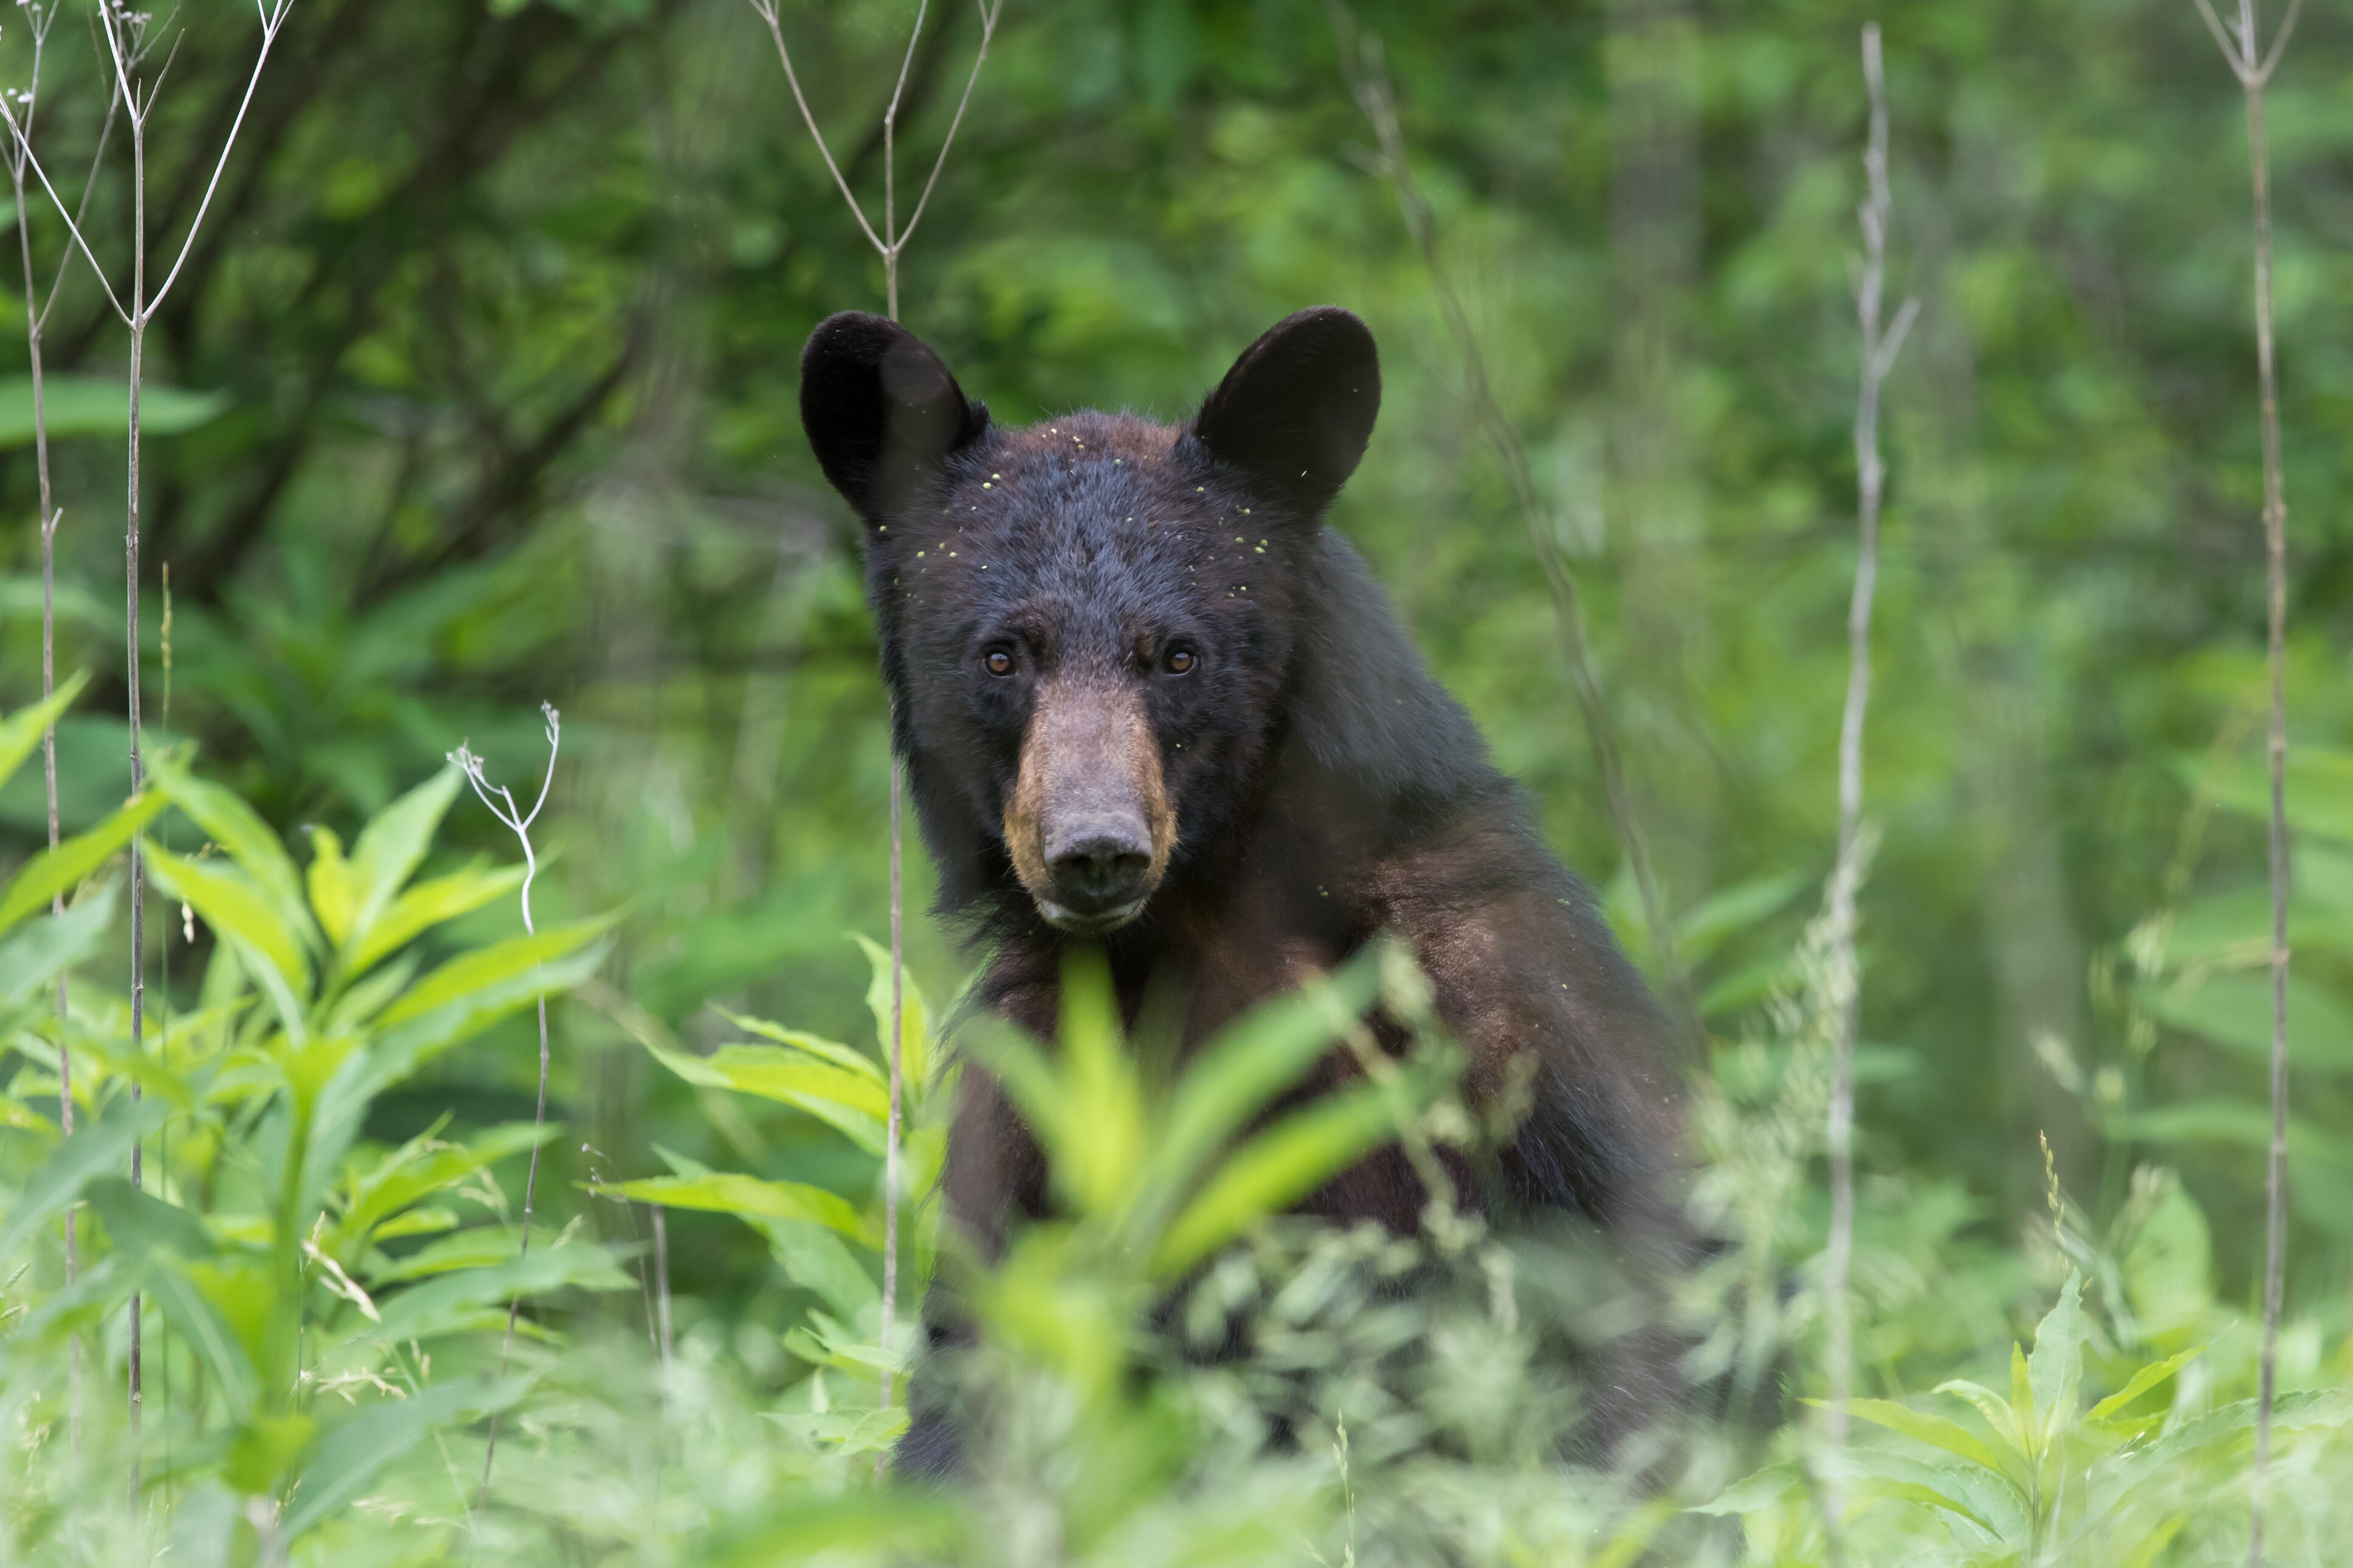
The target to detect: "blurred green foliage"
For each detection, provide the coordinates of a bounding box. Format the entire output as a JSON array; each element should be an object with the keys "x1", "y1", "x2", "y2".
[{"x1": 4, "y1": 0, "x2": 2352, "y2": 1559}]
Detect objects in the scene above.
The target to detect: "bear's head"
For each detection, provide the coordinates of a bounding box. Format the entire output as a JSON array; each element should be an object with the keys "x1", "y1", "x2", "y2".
[{"x1": 799, "y1": 307, "x2": 1380, "y2": 936}]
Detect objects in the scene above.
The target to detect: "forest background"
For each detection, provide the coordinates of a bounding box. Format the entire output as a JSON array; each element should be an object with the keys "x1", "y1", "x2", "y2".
[{"x1": 2, "y1": 0, "x2": 2351, "y2": 1562}]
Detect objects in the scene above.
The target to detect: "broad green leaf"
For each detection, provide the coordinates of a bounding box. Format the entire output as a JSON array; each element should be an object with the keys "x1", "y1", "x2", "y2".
[
  {"x1": 306, "y1": 827, "x2": 357, "y2": 947},
  {"x1": 1140, "y1": 951, "x2": 1381, "y2": 1212},
  {"x1": 0, "y1": 373, "x2": 230, "y2": 446},
  {"x1": 369, "y1": 926, "x2": 612, "y2": 1084},
  {"x1": 281, "y1": 1374, "x2": 531, "y2": 1542},
  {"x1": 149, "y1": 758, "x2": 314, "y2": 945},
  {"x1": 647, "y1": 1145, "x2": 880, "y2": 1320},
  {"x1": 2144, "y1": 972, "x2": 2353, "y2": 1074},
  {"x1": 1689, "y1": 1463, "x2": 1799, "y2": 1516},
  {"x1": 346, "y1": 861, "x2": 525, "y2": 978},
  {"x1": 1152, "y1": 1075, "x2": 1429, "y2": 1278},
  {"x1": 2086, "y1": 1346, "x2": 2203, "y2": 1423},
  {"x1": 763, "y1": 1405, "x2": 911, "y2": 1456},
  {"x1": 144, "y1": 1263, "x2": 262, "y2": 1422},
  {"x1": 2026, "y1": 1272, "x2": 2088, "y2": 1443},
  {"x1": 378, "y1": 918, "x2": 614, "y2": 1027},
  {"x1": 0, "y1": 669, "x2": 89, "y2": 793},
  {"x1": 704, "y1": 1493, "x2": 965, "y2": 1564},
  {"x1": 0, "y1": 790, "x2": 167, "y2": 937},
  {"x1": 1054, "y1": 947, "x2": 1145, "y2": 1215},
  {"x1": 86, "y1": 1175, "x2": 216, "y2": 1260},
  {"x1": 2011, "y1": 1344, "x2": 2035, "y2": 1453},
  {"x1": 339, "y1": 1121, "x2": 557, "y2": 1250},
  {"x1": 852, "y1": 932, "x2": 930, "y2": 1094},
  {"x1": 364, "y1": 1225, "x2": 571, "y2": 1286},
  {"x1": 638, "y1": 1035, "x2": 888, "y2": 1154},
  {"x1": 1675, "y1": 870, "x2": 1806, "y2": 964},
  {"x1": 344, "y1": 765, "x2": 465, "y2": 948},
  {"x1": 609, "y1": 1171, "x2": 878, "y2": 1247},
  {"x1": 324, "y1": 950, "x2": 421, "y2": 1034},
  {"x1": 225, "y1": 1415, "x2": 318, "y2": 1496},
  {"x1": 2185, "y1": 746, "x2": 2353, "y2": 846},
  {"x1": 0, "y1": 1093, "x2": 169, "y2": 1259},
  {"x1": 144, "y1": 842, "x2": 311, "y2": 1039},
  {"x1": 710, "y1": 1004, "x2": 884, "y2": 1085},
  {"x1": 0, "y1": 883, "x2": 116, "y2": 1007},
  {"x1": 323, "y1": 1245, "x2": 633, "y2": 1373},
  {"x1": 1867, "y1": 1479, "x2": 2001, "y2": 1536},
  {"x1": 1833, "y1": 1397, "x2": 2015, "y2": 1480},
  {"x1": 1934, "y1": 1378, "x2": 2029, "y2": 1468}
]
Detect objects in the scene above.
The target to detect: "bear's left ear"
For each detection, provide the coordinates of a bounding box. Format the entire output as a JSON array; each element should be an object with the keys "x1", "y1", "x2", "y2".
[
  {"x1": 801, "y1": 311, "x2": 991, "y2": 523},
  {"x1": 1191, "y1": 307, "x2": 1380, "y2": 520}
]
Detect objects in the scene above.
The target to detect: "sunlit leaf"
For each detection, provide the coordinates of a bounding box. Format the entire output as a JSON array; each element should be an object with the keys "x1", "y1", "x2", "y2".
[
  {"x1": 1832, "y1": 1396, "x2": 2016, "y2": 1483},
  {"x1": 0, "y1": 790, "x2": 167, "y2": 937},
  {"x1": 852, "y1": 932, "x2": 929, "y2": 1094},
  {"x1": 1152, "y1": 1074, "x2": 1432, "y2": 1279},
  {"x1": 2086, "y1": 1346, "x2": 2203, "y2": 1423},
  {"x1": 307, "y1": 826, "x2": 357, "y2": 947},
  {"x1": 608, "y1": 1171, "x2": 877, "y2": 1248},
  {"x1": 346, "y1": 861, "x2": 526, "y2": 978},
  {"x1": 0, "y1": 669, "x2": 88, "y2": 793},
  {"x1": 344, "y1": 765, "x2": 465, "y2": 950},
  {"x1": 149, "y1": 758, "x2": 315, "y2": 946},
  {"x1": 145, "y1": 842, "x2": 312, "y2": 1038},
  {"x1": 2026, "y1": 1272, "x2": 2088, "y2": 1444}
]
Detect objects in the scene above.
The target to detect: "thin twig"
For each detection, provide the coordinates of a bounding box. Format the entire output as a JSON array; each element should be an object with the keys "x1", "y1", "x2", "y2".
[
  {"x1": 1823, "y1": 26, "x2": 1918, "y2": 1531},
  {"x1": 453, "y1": 703, "x2": 561, "y2": 1521},
  {"x1": 1333, "y1": 12, "x2": 1697, "y2": 1052},
  {"x1": 7, "y1": 0, "x2": 77, "y2": 1460},
  {"x1": 2193, "y1": 3, "x2": 2297, "y2": 1562},
  {"x1": 744, "y1": 0, "x2": 1006, "y2": 1413}
]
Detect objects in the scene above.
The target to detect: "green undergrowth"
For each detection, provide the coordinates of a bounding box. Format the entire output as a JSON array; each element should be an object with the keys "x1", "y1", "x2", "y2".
[{"x1": 1, "y1": 696, "x2": 2348, "y2": 1566}]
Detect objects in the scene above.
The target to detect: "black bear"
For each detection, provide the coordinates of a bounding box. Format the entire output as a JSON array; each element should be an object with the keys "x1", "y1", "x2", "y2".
[{"x1": 798, "y1": 306, "x2": 1685, "y2": 1467}]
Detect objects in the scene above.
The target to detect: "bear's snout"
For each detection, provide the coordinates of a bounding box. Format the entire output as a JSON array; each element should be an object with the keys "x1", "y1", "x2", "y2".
[{"x1": 1002, "y1": 677, "x2": 1177, "y2": 934}]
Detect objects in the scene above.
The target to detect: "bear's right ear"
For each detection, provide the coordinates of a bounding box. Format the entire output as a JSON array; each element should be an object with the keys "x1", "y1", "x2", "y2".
[{"x1": 800, "y1": 312, "x2": 989, "y2": 523}]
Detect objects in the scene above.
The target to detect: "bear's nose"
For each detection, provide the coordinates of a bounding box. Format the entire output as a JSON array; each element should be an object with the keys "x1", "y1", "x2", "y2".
[{"x1": 1045, "y1": 824, "x2": 1153, "y2": 917}]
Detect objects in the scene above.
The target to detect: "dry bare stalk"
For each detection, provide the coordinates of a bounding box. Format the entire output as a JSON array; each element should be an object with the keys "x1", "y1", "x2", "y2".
[
  {"x1": 1, "y1": 0, "x2": 296, "y2": 1490},
  {"x1": 745, "y1": 0, "x2": 1005, "y2": 1409},
  {"x1": 1821, "y1": 23, "x2": 1919, "y2": 1530},
  {"x1": 6, "y1": 0, "x2": 80, "y2": 1455},
  {"x1": 451, "y1": 703, "x2": 561, "y2": 1519},
  {"x1": 1333, "y1": 14, "x2": 1696, "y2": 1051},
  {"x1": 2190, "y1": 1, "x2": 2299, "y2": 1559}
]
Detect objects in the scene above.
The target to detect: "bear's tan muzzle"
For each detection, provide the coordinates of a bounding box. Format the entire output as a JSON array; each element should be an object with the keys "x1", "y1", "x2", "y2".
[{"x1": 1003, "y1": 679, "x2": 1177, "y2": 934}]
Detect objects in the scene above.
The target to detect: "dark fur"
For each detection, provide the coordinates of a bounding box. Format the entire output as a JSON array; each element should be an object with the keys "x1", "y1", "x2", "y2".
[{"x1": 799, "y1": 308, "x2": 1686, "y2": 1474}]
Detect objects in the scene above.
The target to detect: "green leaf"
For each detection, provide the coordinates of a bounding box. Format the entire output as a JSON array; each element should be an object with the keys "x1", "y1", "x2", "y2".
[
  {"x1": 852, "y1": 932, "x2": 930, "y2": 1094},
  {"x1": 323, "y1": 1245, "x2": 633, "y2": 1373},
  {"x1": 149, "y1": 758, "x2": 314, "y2": 944},
  {"x1": 338, "y1": 1121, "x2": 558, "y2": 1250},
  {"x1": 1689, "y1": 1462, "x2": 1799, "y2": 1516},
  {"x1": 2086, "y1": 1346, "x2": 2203, "y2": 1423},
  {"x1": 0, "y1": 669, "x2": 89, "y2": 793},
  {"x1": 1675, "y1": 870, "x2": 1806, "y2": 964},
  {"x1": 2026, "y1": 1272, "x2": 2089, "y2": 1443},
  {"x1": 344, "y1": 766, "x2": 465, "y2": 950},
  {"x1": 146, "y1": 1264, "x2": 262, "y2": 1423},
  {"x1": 646, "y1": 1145, "x2": 880, "y2": 1320},
  {"x1": 2144, "y1": 972, "x2": 2353, "y2": 1074},
  {"x1": 0, "y1": 1093, "x2": 170, "y2": 1260},
  {"x1": 710, "y1": 1004, "x2": 884, "y2": 1085},
  {"x1": 608, "y1": 1171, "x2": 877, "y2": 1248},
  {"x1": 144, "y1": 842, "x2": 311, "y2": 1039},
  {"x1": 378, "y1": 918, "x2": 613, "y2": 1028},
  {"x1": 0, "y1": 790, "x2": 167, "y2": 937},
  {"x1": 306, "y1": 827, "x2": 357, "y2": 947},
  {"x1": 1140, "y1": 952, "x2": 1381, "y2": 1213},
  {"x1": 637, "y1": 1035, "x2": 887, "y2": 1154},
  {"x1": 1152, "y1": 1074, "x2": 1430, "y2": 1279},
  {"x1": 1834, "y1": 1396, "x2": 2016, "y2": 1481},
  {"x1": 86, "y1": 1175, "x2": 216, "y2": 1261},
  {"x1": 281, "y1": 1374, "x2": 531, "y2": 1542},
  {"x1": 0, "y1": 883, "x2": 117, "y2": 1007},
  {"x1": 345, "y1": 861, "x2": 526, "y2": 978},
  {"x1": 1933, "y1": 1378, "x2": 2028, "y2": 1468},
  {"x1": 0, "y1": 374, "x2": 230, "y2": 446},
  {"x1": 2184, "y1": 746, "x2": 2353, "y2": 846}
]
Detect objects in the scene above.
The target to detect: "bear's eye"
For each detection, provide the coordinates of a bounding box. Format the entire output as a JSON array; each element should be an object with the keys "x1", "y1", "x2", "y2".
[
  {"x1": 1162, "y1": 646, "x2": 1197, "y2": 676},
  {"x1": 983, "y1": 645, "x2": 1017, "y2": 677}
]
